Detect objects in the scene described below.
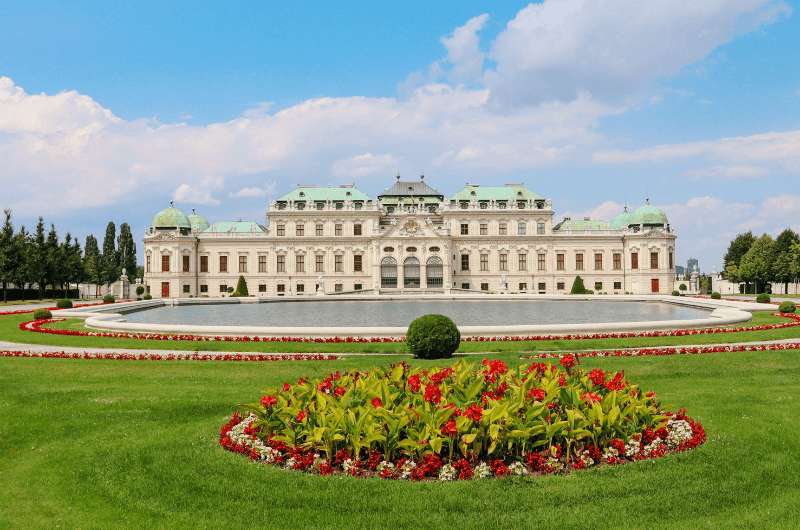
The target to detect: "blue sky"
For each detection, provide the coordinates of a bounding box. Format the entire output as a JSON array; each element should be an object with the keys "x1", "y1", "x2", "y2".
[{"x1": 2, "y1": 0, "x2": 800, "y2": 270}]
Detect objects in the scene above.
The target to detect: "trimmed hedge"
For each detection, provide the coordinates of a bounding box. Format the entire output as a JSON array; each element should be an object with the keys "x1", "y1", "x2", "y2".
[
  {"x1": 143, "y1": 294, "x2": 153, "y2": 300},
  {"x1": 33, "y1": 309, "x2": 52, "y2": 320},
  {"x1": 232, "y1": 275, "x2": 249, "y2": 297},
  {"x1": 756, "y1": 293, "x2": 771, "y2": 304},
  {"x1": 55, "y1": 299, "x2": 73, "y2": 309},
  {"x1": 569, "y1": 276, "x2": 592, "y2": 295},
  {"x1": 103, "y1": 294, "x2": 115, "y2": 304},
  {"x1": 778, "y1": 301, "x2": 796, "y2": 314},
  {"x1": 672, "y1": 290, "x2": 680, "y2": 296},
  {"x1": 0, "y1": 288, "x2": 79, "y2": 301},
  {"x1": 710, "y1": 292, "x2": 721, "y2": 300},
  {"x1": 406, "y1": 314, "x2": 460, "y2": 359}
]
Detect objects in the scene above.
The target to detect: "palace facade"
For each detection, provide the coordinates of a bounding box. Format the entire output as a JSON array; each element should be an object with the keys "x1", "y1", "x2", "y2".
[{"x1": 143, "y1": 177, "x2": 676, "y2": 298}]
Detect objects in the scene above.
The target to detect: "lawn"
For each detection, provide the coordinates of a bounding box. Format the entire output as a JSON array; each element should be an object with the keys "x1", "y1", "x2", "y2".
[
  {"x1": 2, "y1": 311, "x2": 799, "y2": 354},
  {"x1": 1, "y1": 350, "x2": 799, "y2": 529}
]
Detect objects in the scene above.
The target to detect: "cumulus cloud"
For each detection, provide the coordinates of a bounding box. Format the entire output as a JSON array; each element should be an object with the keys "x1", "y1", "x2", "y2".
[
  {"x1": 229, "y1": 183, "x2": 277, "y2": 198},
  {"x1": 562, "y1": 200, "x2": 625, "y2": 222},
  {"x1": 172, "y1": 184, "x2": 220, "y2": 206},
  {"x1": 331, "y1": 153, "x2": 399, "y2": 179},
  {"x1": 441, "y1": 14, "x2": 489, "y2": 83}
]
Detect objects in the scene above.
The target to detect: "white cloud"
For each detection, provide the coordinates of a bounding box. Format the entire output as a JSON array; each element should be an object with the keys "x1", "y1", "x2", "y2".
[
  {"x1": 441, "y1": 14, "x2": 489, "y2": 83},
  {"x1": 485, "y1": 0, "x2": 790, "y2": 107},
  {"x1": 684, "y1": 164, "x2": 770, "y2": 180},
  {"x1": 172, "y1": 184, "x2": 220, "y2": 206},
  {"x1": 229, "y1": 183, "x2": 277, "y2": 198},
  {"x1": 562, "y1": 200, "x2": 624, "y2": 222},
  {"x1": 331, "y1": 153, "x2": 399, "y2": 179}
]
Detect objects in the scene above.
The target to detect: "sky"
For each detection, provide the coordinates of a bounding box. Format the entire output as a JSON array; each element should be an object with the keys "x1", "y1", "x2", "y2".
[{"x1": 2, "y1": 0, "x2": 800, "y2": 271}]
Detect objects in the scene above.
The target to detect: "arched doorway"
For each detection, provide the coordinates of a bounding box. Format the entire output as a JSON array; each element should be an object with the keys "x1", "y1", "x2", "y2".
[
  {"x1": 426, "y1": 256, "x2": 443, "y2": 288},
  {"x1": 380, "y1": 257, "x2": 398, "y2": 288},
  {"x1": 403, "y1": 257, "x2": 420, "y2": 288}
]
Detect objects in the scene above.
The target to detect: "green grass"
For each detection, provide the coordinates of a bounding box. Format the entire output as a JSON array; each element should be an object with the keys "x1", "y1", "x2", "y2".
[
  {"x1": 0, "y1": 311, "x2": 799, "y2": 354},
  {"x1": 1, "y1": 350, "x2": 799, "y2": 529}
]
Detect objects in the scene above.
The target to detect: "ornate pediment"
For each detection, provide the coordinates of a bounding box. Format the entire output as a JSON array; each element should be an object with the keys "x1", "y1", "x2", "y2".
[{"x1": 381, "y1": 215, "x2": 446, "y2": 240}]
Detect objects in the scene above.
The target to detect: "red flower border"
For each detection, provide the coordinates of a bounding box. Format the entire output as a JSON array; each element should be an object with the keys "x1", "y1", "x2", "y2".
[
  {"x1": 17, "y1": 312, "x2": 800, "y2": 344},
  {"x1": 0, "y1": 301, "x2": 105, "y2": 316},
  {"x1": 0, "y1": 349, "x2": 337, "y2": 362},
  {"x1": 523, "y1": 341, "x2": 800, "y2": 361}
]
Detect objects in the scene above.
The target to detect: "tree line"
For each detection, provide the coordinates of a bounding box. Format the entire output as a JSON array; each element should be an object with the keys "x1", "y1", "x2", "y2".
[
  {"x1": 0, "y1": 209, "x2": 138, "y2": 302},
  {"x1": 723, "y1": 228, "x2": 800, "y2": 294}
]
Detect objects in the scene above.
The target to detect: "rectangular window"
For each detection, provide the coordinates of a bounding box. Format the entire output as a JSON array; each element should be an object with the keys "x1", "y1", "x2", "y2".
[
  {"x1": 219, "y1": 284, "x2": 227, "y2": 293},
  {"x1": 650, "y1": 251, "x2": 659, "y2": 269},
  {"x1": 296, "y1": 223, "x2": 304, "y2": 237},
  {"x1": 146, "y1": 255, "x2": 151, "y2": 273},
  {"x1": 182, "y1": 284, "x2": 190, "y2": 293},
  {"x1": 277, "y1": 284, "x2": 285, "y2": 294},
  {"x1": 354, "y1": 283, "x2": 362, "y2": 291},
  {"x1": 499, "y1": 253, "x2": 508, "y2": 271},
  {"x1": 277, "y1": 224, "x2": 285, "y2": 236},
  {"x1": 258, "y1": 284, "x2": 266, "y2": 293},
  {"x1": 594, "y1": 282, "x2": 603, "y2": 291},
  {"x1": 461, "y1": 282, "x2": 470, "y2": 290},
  {"x1": 519, "y1": 283, "x2": 527, "y2": 291},
  {"x1": 335, "y1": 283, "x2": 343, "y2": 292},
  {"x1": 316, "y1": 223, "x2": 323, "y2": 236},
  {"x1": 517, "y1": 222, "x2": 527, "y2": 235},
  {"x1": 161, "y1": 255, "x2": 170, "y2": 272},
  {"x1": 537, "y1": 221, "x2": 545, "y2": 235},
  {"x1": 557, "y1": 253, "x2": 565, "y2": 271},
  {"x1": 335, "y1": 255, "x2": 343, "y2": 272},
  {"x1": 519, "y1": 253, "x2": 528, "y2": 271},
  {"x1": 460, "y1": 223, "x2": 469, "y2": 235},
  {"x1": 557, "y1": 282, "x2": 565, "y2": 290},
  {"x1": 200, "y1": 255, "x2": 208, "y2": 273},
  {"x1": 537, "y1": 253, "x2": 545, "y2": 271},
  {"x1": 631, "y1": 252, "x2": 639, "y2": 269},
  {"x1": 614, "y1": 281, "x2": 622, "y2": 290},
  {"x1": 480, "y1": 254, "x2": 488, "y2": 271},
  {"x1": 669, "y1": 251, "x2": 674, "y2": 270},
  {"x1": 238, "y1": 255, "x2": 247, "y2": 273},
  {"x1": 277, "y1": 255, "x2": 285, "y2": 273},
  {"x1": 353, "y1": 223, "x2": 362, "y2": 236},
  {"x1": 499, "y1": 223, "x2": 507, "y2": 236},
  {"x1": 594, "y1": 253, "x2": 603, "y2": 271},
  {"x1": 200, "y1": 284, "x2": 208, "y2": 293},
  {"x1": 315, "y1": 254, "x2": 324, "y2": 273},
  {"x1": 258, "y1": 255, "x2": 267, "y2": 273},
  {"x1": 295, "y1": 255, "x2": 304, "y2": 273},
  {"x1": 354, "y1": 255, "x2": 362, "y2": 272},
  {"x1": 335, "y1": 224, "x2": 343, "y2": 236},
  {"x1": 480, "y1": 223, "x2": 488, "y2": 235},
  {"x1": 575, "y1": 253, "x2": 584, "y2": 271},
  {"x1": 613, "y1": 253, "x2": 622, "y2": 270},
  {"x1": 219, "y1": 255, "x2": 227, "y2": 273},
  {"x1": 481, "y1": 282, "x2": 489, "y2": 291},
  {"x1": 461, "y1": 254, "x2": 470, "y2": 271},
  {"x1": 538, "y1": 282, "x2": 546, "y2": 292},
  {"x1": 296, "y1": 284, "x2": 304, "y2": 293},
  {"x1": 182, "y1": 255, "x2": 190, "y2": 273}
]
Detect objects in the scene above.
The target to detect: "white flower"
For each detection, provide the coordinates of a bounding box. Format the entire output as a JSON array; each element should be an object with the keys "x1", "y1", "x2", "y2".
[
  {"x1": 508, "y1": 461, "x2": 528, "y2": 476},
  {"x1": 474, "y1": 462, "x2": 492, "y2": 479},
  {"x1": 578, "y1": 450, "x2": 595, "y2": 467},
  {"x1": 642, "y1": 439, "x2": 664, "y2": 457},
  {"x1": 624, "y1": 439, "x2": 641, "y2": 457},
  {"x1": 400, "y1": 460, "x2": 417, "y2": 480},
  {"x1": 284, "y1": 457, "x2": 297, "y2": 469},
  {"x1": 438, "y1": 464, "x2": 457, "y2": 481},
  {"x1": 342, "y1": 458, "x2": 356, "y2": 474},
  {"x1": 377, "y1": 461, "x2": 395, "y2": 473},
  {"x1": 666, "y1": 419, "x2": 693, "y2": 448}
]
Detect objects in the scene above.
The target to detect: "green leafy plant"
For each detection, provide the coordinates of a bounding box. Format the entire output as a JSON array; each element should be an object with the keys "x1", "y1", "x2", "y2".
[
  {"x1": 406, "y1": 314, "x2": 460, "y2": 359},
  {"x1": 33, "y1": 308, "x2": 52, "y2": 320},
  {"x1": 710, "y1": 292, "x2": 721, "y2": 300},
  {"x1": 232, "y1": 275, "x2": 249, "y2": 297},
  {"x1": 679, "y1": 284, "x2": 687, "y2": 291},
  {"x1": 570, "y1": 276, "x2": 589, "y2": 295},
  {"x1": 136, "y1": 285, "x2": 145, "y2": 296},
  {"x1": 56, "y1": 299, "x2": 73, "y2": 309},
  {"x1": 143, "y1": 294, "x2": 152, "y2": 300},
  {"x1": 103, "y1": 294, "x2": 115, "y2": 304},
  {"x1": 756, "y1": 293, "x2": 771, "y2": 304},
  {"x1": 672, "y1": 290, "x2": 680, "y2": 296},
  {"x1": 778, "y1": 301, "x2": 796, "y2": 313}
]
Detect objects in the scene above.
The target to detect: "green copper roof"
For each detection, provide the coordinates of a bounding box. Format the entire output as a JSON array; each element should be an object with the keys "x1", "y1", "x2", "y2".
[
  {"x1": 276, "y1": 185, "x2": 370, "y2": 202},
  {"x1": 451, "y1": 184, "x2": 542, "y2": 202},
  {"x1": 631, "y1": 201, "x2": 668, "y2": 225},
  {"x1": 202, "y1": 221, "x2": 267, "y2": 234},
  {"x1": 152, "y1": 205, "x2": 191, "y2": 229},
  {"x1": 554, "y1": 218, "x2": 611, "y2": 231},
  {"x1": 610, "y1": 207, "x2": 634, "y2": 230},
  {"x1": 187, "y1": 210, "x2": 209, "y2": 232}
]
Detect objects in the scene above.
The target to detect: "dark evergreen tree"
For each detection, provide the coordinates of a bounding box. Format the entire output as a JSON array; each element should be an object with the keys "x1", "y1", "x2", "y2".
[
  {"x1": 45, "y1": 223, "x2": 61, "y2": 295},
  {"x1": 31, "y1": 217, "x2": 47, "y2": 298},
  {"x1": 117, "y1": 223, "x2": 137, "y2": 277},
  {"x1": 101, "y1": 221, "x2": 119, "y2": 286},
  {"x1": 233, "y1": 275, "x2": 249, "y2": 297},
  {"x1": 570, "y1": 275, "x2": 588, "y2": 294},
  {"x1": 84, "y1": 234, "x2": 102, "y2": 297},
  {"x1": 11, "y1": 226, "x2": 31, "y2": 292},
  {"x1": 0, "y1": 209, "x2": 15, "y2": 302}
]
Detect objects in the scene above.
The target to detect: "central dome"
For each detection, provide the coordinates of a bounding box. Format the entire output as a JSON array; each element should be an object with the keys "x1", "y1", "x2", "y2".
[
  {"x1": 152, "y1": 204, "x2": 190, "y2": 229},
  {"x1": 631, "y1": 200, "x2": 668, "y2": 226}
]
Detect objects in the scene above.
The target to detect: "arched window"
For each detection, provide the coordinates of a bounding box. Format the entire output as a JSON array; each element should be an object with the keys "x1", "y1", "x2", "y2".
[
  {"x1": 426, "y1": 256, "x2": 443, "y2": 288},
  {"x1": 403, "y1": 257, "x2": 420, "y2": 288},
  {"x1": 380, "y1": 257, "x2": 398, "y2": 288}
]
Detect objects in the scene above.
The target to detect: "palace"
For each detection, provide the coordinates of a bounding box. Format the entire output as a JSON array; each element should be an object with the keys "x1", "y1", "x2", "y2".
[{"x1": 143, "y1": 177, "x2": 676, "y2": 298}]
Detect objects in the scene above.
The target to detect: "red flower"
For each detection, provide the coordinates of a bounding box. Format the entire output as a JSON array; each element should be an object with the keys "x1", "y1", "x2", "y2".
[
  {"x1": 318, "y1": 461, "x2": 334, "y2": 475},
  {"x1": 588, "y1": 368, "x2": 606, "y2": 386},
  {"x1": 464, "y1": 403, "x2": 483, "y2": 422},
  {"x1": 558, "y1": 375, "x2": 567, "y2": 387},
  {"x1": 559, "y1": 354, "x2": 576, "y2": 370},
  {"x1": 282, "y1": 382, "x2": 291, "y2": 392},
  {"x1": 430, "y1": 367, "x2": 454, "y2": 384},
  {"x1": 581, "y1": 391, "x2": 601, "y2": 404},
  {"x1": 527, "y1": 387, "x2": 545, "y2": 401},
  {"x1": 371, "y1": 397, "x2": 383, "y2": 409},
  {"x1": 333, "y1": 386, "x2": 346, "y2": 397},
  {"x1": 481, "y1": 358, "x2": 509, "y2": 382},
  {"x1": 423, "y1": 383, "x2": 442, "y2": 404},
  {"x1": 408, "y1": 374, "x2": 421, "y2": 393},
  {"x1": 440, "y1": 418, "x2": 458, "y2": 437},
  {"x1": 295, "y1": 410, "x2": 306, "y2": 422},
  {"x1": 605, "y1": 371, "x2": 625, "y2": 391},
  {"x1": 260, "y1": 395, "x2": 278, "y2": 408}
]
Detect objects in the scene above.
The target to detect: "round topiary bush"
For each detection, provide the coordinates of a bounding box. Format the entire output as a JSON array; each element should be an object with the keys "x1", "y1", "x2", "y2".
[
  {"x1": 143, "y1": 294, "x2": 152, "y2": 300},
  {"x1": 56, "y1": 299, "x2": 73, "y2": 309},
  {"x1": 710, "y1": 292, "x2": 721, "y2": 300},
  {"x1": 406, "y1": 314, "x2": 460, "y2": 359},
  {"x1": 756, "y1": 293, "x2": 771, "y2": 304},
  {"x1": 103, "y1": 294, "x2": 115, "y2": 304},
  {"x1": 220, "y1": 358, "x2": 706, "y2": 481},
  {"x1": 778, "y1": 301, "x2": 796, "y2": 314},
  {"x1": 672, "y1": 290, "x2": 680, "y2": 296},
  {"x1": 136, "y1": 285, "x2": 145, "y2": 297},
  {"x1": 33, "y1": 308, "x2": 52, "y2": 320}
]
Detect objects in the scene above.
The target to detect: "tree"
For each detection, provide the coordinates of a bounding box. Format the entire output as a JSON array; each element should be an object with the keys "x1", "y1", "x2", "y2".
[
  {"x1": 0, "y1": 209, "x2": 16, "y2": 302},
  {"x1": 772, "y1": 229, "x2": 800, "y2": 293},
  {"x1": 83, "y1": 235, "x2": 102, "y2": 297},
  {"x1": 11, "y1": 226, "x2": 31, "y2": 292},
  {"x1": 232, "y1": 275, "x2": 249, "y2": 297},
  {"x1": 45, "y1": 223, "x2": 61, "y2": 296},
  {"x1": 570, "y1": 275, "x2": 588, "y2": 294},
  {"x1": 739, "y1": 234, "x2": 775, "y2": 293},
  {"x1": 30, "y1": 217, "x2": 47, "y2": 298},
  {"x1": 60, "y1": 234, "x2": 84, "y2": 297},
  {"x1": 117, "y1": 223, "x2": 137, "y2": 278},
  {"x1": 723, "y1": 232, "x2": 756, "y2": 281},
  {"x1": 101, "y1": 222, "x2": 119, "y2": 287}
]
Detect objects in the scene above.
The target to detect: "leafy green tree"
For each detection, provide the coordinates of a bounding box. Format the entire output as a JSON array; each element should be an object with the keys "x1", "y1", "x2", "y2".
[
  {"x1": 30, "y1": 217, "x2": 48, "y2": 298},
  {"x1": 0, "y1": 209, "x2": 16, "y2": 302},
  {"x1": 11, "y1": 226, "x2": 31, "y2": 292},
  {"x1": 772, "y1": 229, "x2": 800, "y2": 293},
  {"x1": 739, "y1": 234, "x2": 775, "y2": 293},
  {"x1": 724, "y1": 263, "x2": 740, "y2": 285},
  {"x1": 723, "y1": 232, "x2": 756, "y2": 280},
  {"x1": 117, "y1": 222, "x2": 137, "y2": 277},
  {"x1": 83, "y1": 235, "x2": 102, "y2": 297},
  {"x1": 101, "y1": 221, "x2": 119, "y2": 287}
]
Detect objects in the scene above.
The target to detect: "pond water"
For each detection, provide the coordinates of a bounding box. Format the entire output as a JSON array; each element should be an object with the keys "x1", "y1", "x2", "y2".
[{"x1": 120, "y1": 299, "x2": 710, "y2": 328}]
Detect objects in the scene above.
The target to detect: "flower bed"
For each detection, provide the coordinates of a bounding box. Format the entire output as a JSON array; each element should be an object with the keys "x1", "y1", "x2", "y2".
[
  {"x1": 525, "y1": 341, "x2": 800, "y2": 361},
  {"x1": 0, "y1": 349, "x2": 337, "y2": 362},
  {"x1": 19, "y1": 312, "x2": 800, "y2": 344},
  {"x1": 0, "y1": 301, "x2": 105, "y2": 316},
  {"x1": 219, "y1": 358, "x2": 705, "y2": 480}
]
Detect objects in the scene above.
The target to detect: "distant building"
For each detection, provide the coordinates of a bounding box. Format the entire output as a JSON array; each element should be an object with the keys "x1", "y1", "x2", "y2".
[
  {"x1": 687, "y1": 258, "x2": 699, "y2": 275},
  {"x1": 675, "y1": 265, "x2": 686, "y2": 279}
]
